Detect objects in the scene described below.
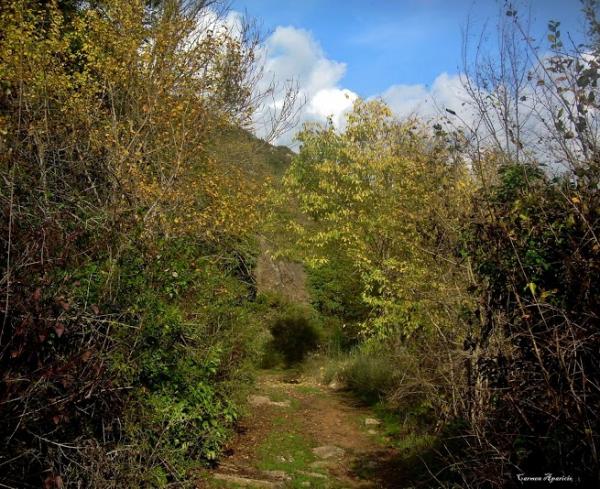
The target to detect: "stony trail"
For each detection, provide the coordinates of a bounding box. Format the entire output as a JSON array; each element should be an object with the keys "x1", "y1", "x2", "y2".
[{"x1": 197, "y1": 370, "x2": 408, "y2": 489}]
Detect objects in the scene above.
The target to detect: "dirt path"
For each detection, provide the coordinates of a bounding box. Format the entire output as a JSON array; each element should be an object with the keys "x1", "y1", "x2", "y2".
[{"x1": 197, "y1": 370, "x2": 407, "y2": 489}]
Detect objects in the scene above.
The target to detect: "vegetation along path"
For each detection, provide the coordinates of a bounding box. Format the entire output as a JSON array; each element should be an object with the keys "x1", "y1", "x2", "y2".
[{"x1": 198, "y1": 370, "x2": 406, "y2": 489}]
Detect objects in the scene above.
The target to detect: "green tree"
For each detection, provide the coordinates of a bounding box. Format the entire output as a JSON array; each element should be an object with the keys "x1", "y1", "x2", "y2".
[{"x1": 284, "y1": 100, "x2": 472, "y2": 339}]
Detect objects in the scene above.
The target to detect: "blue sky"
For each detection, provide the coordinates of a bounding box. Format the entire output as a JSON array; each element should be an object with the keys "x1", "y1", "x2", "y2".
[
  {"x1": 233, "y1": 0, "x2": 585, "y2": 96},
  {"x1": 230, "y1": 0, "x2": 588, "y2": 144}
]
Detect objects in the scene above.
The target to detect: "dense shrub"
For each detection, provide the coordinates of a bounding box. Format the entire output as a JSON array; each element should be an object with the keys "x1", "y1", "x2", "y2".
[
  {"x1": 462, "y1": 163, "x2": 600, "y2": 485},
  {"x1": 307, "y1": 254, "x2": 369, "y2": 338},
  {"x1": 268, "y1": 305, "x2": 321, "y2": 365},
  {"x1": 339, "y1": 349, "x2": 396, "y2": 404},
  {"x1": 0, "y1": 0, "x2": 275, "y2": 486}
]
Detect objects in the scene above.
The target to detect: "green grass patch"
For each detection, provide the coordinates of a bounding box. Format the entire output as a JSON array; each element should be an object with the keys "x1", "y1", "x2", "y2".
[
  {"x1": 254, "y1": 416, "x2": 338, "y2": 489},
  {"x1": 261, "y1": 387, "x2": 301, "y2": 410},
  {"x1": 370, "y1": 402, "x2": 437, "y2": 452},
  {"x1": 372, "y1": 403, "x2": 404, "y2": 438},
  {"x1": 256, "y1": 425, "x2": 315, "y2": 472},
  {"x1": 394, "y1": 432, "x2": 437, "y2": 455},
  {"x1": 294, "y1": 384, "x2": 322, "y2": 396}
]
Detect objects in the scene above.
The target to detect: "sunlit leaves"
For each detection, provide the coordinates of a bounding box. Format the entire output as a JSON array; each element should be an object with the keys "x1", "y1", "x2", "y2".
[{"x1": 283, "y1": 100, "x2": 473, "y2": 338}]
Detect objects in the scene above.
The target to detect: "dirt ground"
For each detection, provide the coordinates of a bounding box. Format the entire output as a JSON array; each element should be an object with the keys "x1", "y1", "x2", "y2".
[{"x1": 197, "y1": 371, "x2": 411, "y2": 489}]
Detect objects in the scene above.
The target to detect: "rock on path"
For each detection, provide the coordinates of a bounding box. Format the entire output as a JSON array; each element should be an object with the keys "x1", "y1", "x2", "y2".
[
  {"x1": 364, "y1": 418, "x2": 381, "y2": 426},
  {"x1": 247, "y1": 395, "x2": 291, "y2": 408},
  {"x1": 311, "y1": 445, "x2": 345, "y2": 459},
  {"x1": 213, "y1": 474, "x2": 283, "y2": 488}
]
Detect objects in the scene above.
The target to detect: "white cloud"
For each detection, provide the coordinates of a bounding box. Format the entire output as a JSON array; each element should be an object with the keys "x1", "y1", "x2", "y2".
[
  {"x1": 188, "y1": 8, "x2": 244, "y2": 44},
  {"x1": 188, "y1": 10, "x2": 472, "y2": 147},
  {"x1": 253, "y1": 27, "x2": 473, "y2": 147},
  {"x1": 379, "y1": 73, "x2": 470, "y2": 122},
  {"x1": 245, "y1": 17, "x2": 594, "y2": 176},
  {"x1": 264, "y1": 27, "x2": 346, "y2": 95},
  {"x1": 253, "y1": 26, "x2": 358, "y2": 146},
  {"x1": 306, "y1": 88, "x2": 358, "y2": 128},
  {"x1": 250, "y1": 23, "x2": 479, "y2": 147}
]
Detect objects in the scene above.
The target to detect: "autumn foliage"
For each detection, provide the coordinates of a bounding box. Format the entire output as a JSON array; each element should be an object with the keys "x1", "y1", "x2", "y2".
[
  {"x1": 0, "y1": 0, "x2": 274, "y2": 486},
  {"x1": 1, "y1": 0, "x2": 599, "y2": 487},
  {"x1": 280, "y1": 4, "x2": 600, "y2": 486}
]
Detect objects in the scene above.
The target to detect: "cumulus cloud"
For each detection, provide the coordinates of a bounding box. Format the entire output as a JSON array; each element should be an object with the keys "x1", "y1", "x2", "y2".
[
  {"x1": 188, "y1": 8, "x2": 244, "y2": 44},
  {"x1": 379, "y1": 73, "x2": 470, "y2": 122},
  {"x1": 253, "y1": 26, "x2": 358, "y2": 146},
  {"x1": 253, "y1": 27, "x2": 474, "y2": 147},
  {"x1": 306, "y1": 88, "x2": 358, "y2": 128},
  {"x1": 190, "y1": 11, "x2": 473, "y2": 147},
  {"x1": 246, "y1": 16, "x2": 593, "y2": 176},
  {"x1": 264, "y1": 27, "x2": 346, "y2": 95},
  {"x1": 250, "y1": 21, "x2": 484, "y2": 147}
]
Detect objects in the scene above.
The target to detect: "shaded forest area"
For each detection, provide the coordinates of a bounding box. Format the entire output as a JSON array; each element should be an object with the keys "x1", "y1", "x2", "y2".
[{"x1": 0, "y1": 1, "x2": 599, "y2": 488}]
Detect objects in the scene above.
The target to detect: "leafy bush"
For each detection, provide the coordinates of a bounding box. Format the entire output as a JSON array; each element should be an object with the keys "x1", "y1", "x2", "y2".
[
  {"x1": 340, "y1": 350, "x2": 396, "y2": 404},
  {"x1": 462, "y1": 162, "x2": 600, "y2": 485},
  {"x1": 268, "y1": 305, "x2": 321, "y2": 365},
  {"x1": 0, "y1": 0, "x2": 276, "y2": 485},
  {"x1": 259, "y1": 341, "x2": 286, "y2": 369},
  {"x1": 307, "y1": 254, "x2": 369, "y2": 346},
  {"x1": 315, "y1": 316, "x2": 360, "y2": 356}
]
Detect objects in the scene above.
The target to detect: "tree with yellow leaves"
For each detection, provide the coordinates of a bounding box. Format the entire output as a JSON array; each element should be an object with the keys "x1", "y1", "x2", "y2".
[
  {"x1": 284, "y1": 99, "x2": 472, "y2": 339},
  {"x1": 0, "y1": 1, "x2": 294, "y2": 485}
]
